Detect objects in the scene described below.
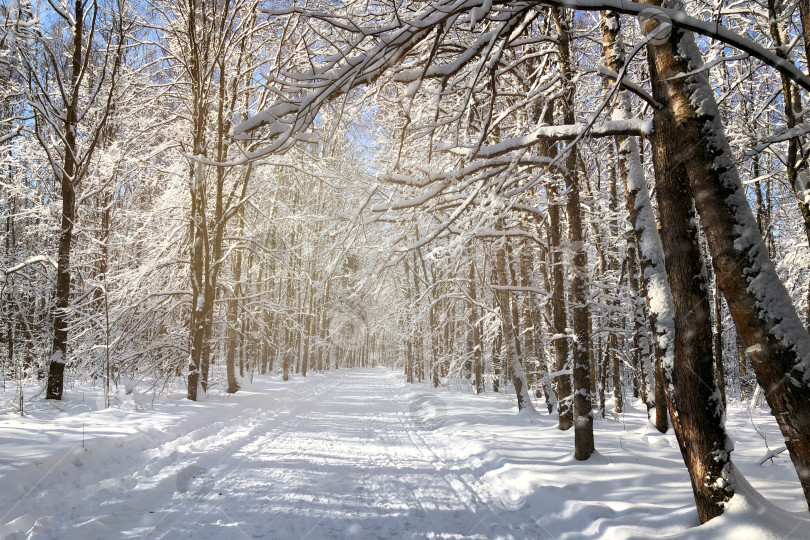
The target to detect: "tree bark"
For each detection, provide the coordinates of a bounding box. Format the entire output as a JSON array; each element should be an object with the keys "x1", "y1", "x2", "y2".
[
  {"x1": 46, "y1": 0, "x2": 84, "y2": 400},
  {"x1": 642, "y1": 7, "x2": 735, "y2": 521},
  {"x1": 642, "y1": 0, "x2": 810, "y2": 511},
  {"x1": 553, "y1": 7, "x2": 594, "y2": 459},
  {"x1": 494, "y1": 234, "x2": 535, "y2": 412}
]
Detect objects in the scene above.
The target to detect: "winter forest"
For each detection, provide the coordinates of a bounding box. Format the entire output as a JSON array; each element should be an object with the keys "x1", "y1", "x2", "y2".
[{"x1": 2, "y1": 0, "x2": 810, "y2": 537}]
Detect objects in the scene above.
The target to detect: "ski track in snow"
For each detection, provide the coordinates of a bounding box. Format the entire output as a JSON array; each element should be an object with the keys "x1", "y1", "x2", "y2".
[
  {"x1": 1, "y1": 370, "x2": 524, "y2": 539},
  {"x1": 153, "y1": 371, "x2": 520, "y2": 539},
  {"x1": 2, "y1": 368, "x2": 809, "y2": 539}
]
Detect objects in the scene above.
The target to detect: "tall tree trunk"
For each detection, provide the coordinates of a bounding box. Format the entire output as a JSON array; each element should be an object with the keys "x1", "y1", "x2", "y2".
[
  {"x1": 429, "y1": 303, "x2": 439, "y2": 387},
  {"x1": 609, "y1": 332, "x2": 622, "y2": 413},
  {"x1": 553, "y1": 7, "x2": 594, "y2": 459},
  {"x1": 226, "y1": 222, "x2": 244, "y2": 394},
  {"x1": 643, "y1": 9, "x2": 733, "y2": 521},
  {"x1": 46, "y1": 0, "x2": 84, "y2": 400},
  {"x1": 492, "y1": 324, "x2": 502, "y2": 394},
  {"x1": 185, "y1": 0, "x2": 212, "y2": 401},
  {"x1": 187, "y1": 159, "x2": 207, "y2": 401},
  {"x1": 601, "y1": 9, "x2": 660, "y2": 417},
  {"x1": 468, "y1": 260, "x2": 484, "y2": 394},
  {"x1": 598, "y1": 335, "x2": 607, "y2": 416},
  {"x1": 404, "y1": 258, "x2": 415, "y2": 383},
  {"x1": 547, "y1": 135, "x2": 571, "y2": 425},
  {"x1": 607, "y1": 143, "x2": 623, "y2": 415},
  {"x1": 302, "y1": 279, "x2": 315, "y2": 378},
  {"x1": 627, "y1": 246, "x2": 650, "y2": 406},
  {"x1": 643, "y1": 0, "x2": 810, "y2": 511}
]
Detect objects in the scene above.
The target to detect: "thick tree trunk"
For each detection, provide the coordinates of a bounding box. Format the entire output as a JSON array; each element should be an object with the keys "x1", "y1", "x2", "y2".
[
  {"x1": 648, "y1": 80, "x2": 732, "y2": 523},
  {"x1": 643, "y1": 1, "x2": 810, "y2": 510},
  {"x1": 47, "y1": 179, "x2": 74, "y2": 400},
  {"x1": 643, "y1": 10, "x2": 735, "y2": 521}
]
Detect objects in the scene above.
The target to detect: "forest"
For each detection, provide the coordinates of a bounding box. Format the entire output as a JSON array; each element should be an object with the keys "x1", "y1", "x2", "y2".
[{"x1": 2, "y1": 0, "x2": 810, "y2": 537}]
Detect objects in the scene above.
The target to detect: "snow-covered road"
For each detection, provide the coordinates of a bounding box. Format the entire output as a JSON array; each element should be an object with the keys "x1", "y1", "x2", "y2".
[
  {"x1": 143, "y1": 369, "x2": 517, "y2": 539},
  {"x1": 1, "y1": 370, "x2": 537, "y2": 539},
  {"x1": 2, "y1": 368, "x2": 809, "y2": 539}
]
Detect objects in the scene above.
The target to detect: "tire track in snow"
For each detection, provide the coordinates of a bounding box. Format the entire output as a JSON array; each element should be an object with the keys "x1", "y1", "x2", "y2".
[
  {"x1": 8, "y1": 370, "x2": 547, "y2": 539},
  {"x1": 165, "y1": 369, "x2": 510, "y2": 539},
  {"x1": 143, "y1": 399, "x2": 315, "y2": 540},
  {"x1": 139, "y1": 375, "x2": 342, "y2": 539},
  {"x1": 390, "y1": 393, "x2": 517, "y2": 536},
  {"x1": 388, "y1": 371, "x2": 554, "y2": 539},
  {"x1": 366, "y1": 381, "x2": 464, "y2": 538},
  {"x1": 6, "y1": 377, "x2": 332, "y2": 540},
  {"x1": 2, "y1": 409, "x2": 267, "y2": 538}
]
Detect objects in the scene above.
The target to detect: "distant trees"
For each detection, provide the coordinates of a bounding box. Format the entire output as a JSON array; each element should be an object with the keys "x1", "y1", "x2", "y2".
[{"x1": 1, "y1": 0, "x2": 388, "y2": 400}]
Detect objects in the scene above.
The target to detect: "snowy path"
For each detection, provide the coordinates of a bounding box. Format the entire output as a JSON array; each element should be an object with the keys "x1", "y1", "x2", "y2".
[
  {"x1": 3, "y1": 368, "x2": 810, "y2": 539},
  {"x1": 143, "y1": 370, "x2": 517, "y2": 539},
  {"x1": 1, "y1": 370, "x2": 531, "y2": 539}
]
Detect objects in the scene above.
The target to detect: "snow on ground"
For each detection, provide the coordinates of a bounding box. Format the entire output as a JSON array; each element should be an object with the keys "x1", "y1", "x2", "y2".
[{"x1": 1, "y1": 368, "x2": 808, "y2": 539}]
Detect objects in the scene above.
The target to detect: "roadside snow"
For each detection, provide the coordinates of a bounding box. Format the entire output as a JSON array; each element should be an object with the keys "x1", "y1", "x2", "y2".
[{"x1": 1, "y1": 368, "x2": 807, "y2": 539}]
